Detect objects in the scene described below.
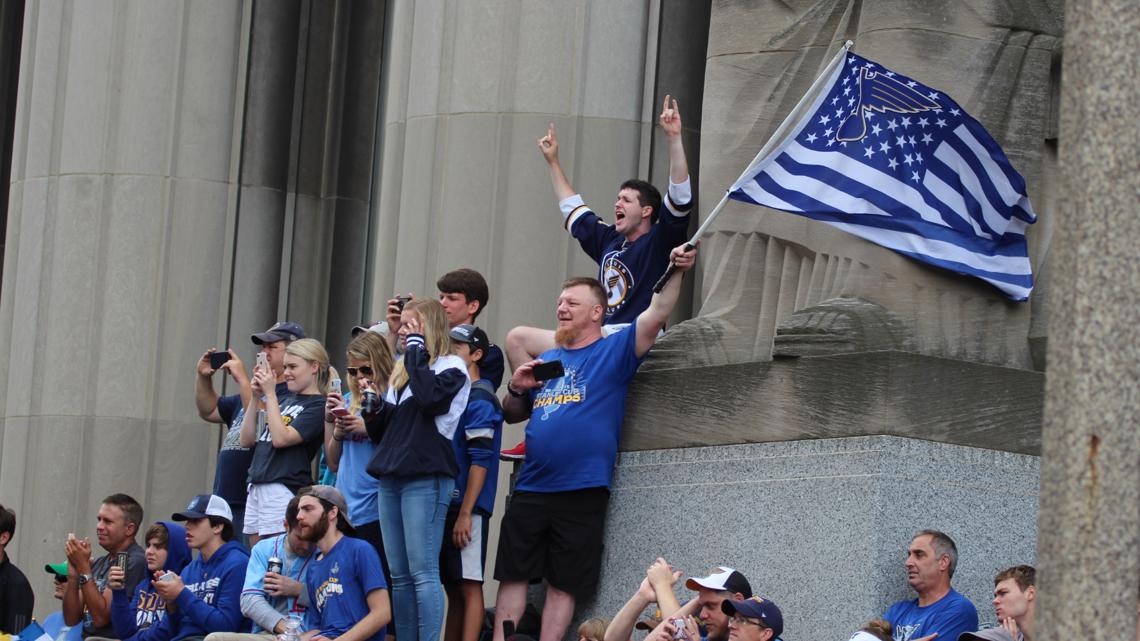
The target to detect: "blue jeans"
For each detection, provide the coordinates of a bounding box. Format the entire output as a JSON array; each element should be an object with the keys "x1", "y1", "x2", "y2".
[{"x1": 377, "y1": 474, "x2": 454, "y2": 641}]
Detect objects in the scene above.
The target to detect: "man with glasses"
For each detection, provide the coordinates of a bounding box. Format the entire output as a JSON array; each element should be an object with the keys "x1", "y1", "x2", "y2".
[{"x1": 721, "y1": 596, "x2": 784, "y2": 641}]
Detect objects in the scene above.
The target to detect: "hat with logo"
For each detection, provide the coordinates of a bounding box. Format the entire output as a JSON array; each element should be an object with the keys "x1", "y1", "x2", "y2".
[
  {"x1": 721, "y1": 596, "x2": 783, "y2": 639},
  {"x1": 634, "y1": 609, "x2": 663, "y2": 631},
  {"x1": 685, "y1": 566, "x2": 753, "y2": 598},
  {"x1": 351, "y1": 322, "x2": 389, "y2": 337},
  {"x1": 957, "y1": 629, "x2": 1015, "y2": 641},
  {"x1": 172, "y1": 494, "x2": 233, "y2": 523},
  {"x1": 303, "y1": 485, "x2": 356, "y2": 535},
  {"x1": 449, "y1": 324, "x2": 491, "y2": 359},
  {"x1": 251, "y1": 321, "x2": 306, "y2": 345}
]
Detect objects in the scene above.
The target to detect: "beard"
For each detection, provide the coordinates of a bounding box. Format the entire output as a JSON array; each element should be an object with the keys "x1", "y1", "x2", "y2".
[
  {"x1": 554, "y1": 326, "x2": 579, "y2": 347},
  {"x1": 299, "y1": 513, "x2": 330, "y2": 542}
]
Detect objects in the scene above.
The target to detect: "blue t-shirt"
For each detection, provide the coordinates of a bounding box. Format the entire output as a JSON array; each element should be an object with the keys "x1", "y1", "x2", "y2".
[
  {"x1": 884, "y1": 588, "x2": 978, "y2": 641},
  {"x1": 515, "y1": 322, "x2": 644, "y2": 492},
  {"x1": 215, "y1": 382, "x2": 288, "y2": 507},
  {"x1": 243, "y1": 534, "x2": 315, "y2": 632},
  {"x1": 566, "y1": 194, "x2": 690, "y2": 324},
  {"x1": 333, "y1": 392, "x2": 379, "y2": 525},
  {"x1": 307, "y1": 536, "x2": 388, "y2": 641},
  {"x1": 449, "y1": 379, "x2": 503, "y2": 515}
]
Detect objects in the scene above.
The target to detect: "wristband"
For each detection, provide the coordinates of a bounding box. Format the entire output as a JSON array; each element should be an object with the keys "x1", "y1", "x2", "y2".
[{"x1": 507, "y1": 384, "x2": 527, "y2": 398}]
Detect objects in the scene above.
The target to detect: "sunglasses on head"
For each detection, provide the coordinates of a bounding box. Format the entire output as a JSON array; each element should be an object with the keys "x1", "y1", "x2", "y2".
[{"x1": 346, "y1": 366, "x2": 374, "y2": 378}]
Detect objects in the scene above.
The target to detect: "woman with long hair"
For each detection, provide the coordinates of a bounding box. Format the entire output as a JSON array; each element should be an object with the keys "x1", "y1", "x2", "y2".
[
  {"x1": 365, "y1": 298, "x2": 470, "y2": 641},
  {"x1": 323, "y1": 330, "x2": 396, "y2": 595},
  {"x1": 240, "y1": 337, "x2": 332, "y2": 545}
]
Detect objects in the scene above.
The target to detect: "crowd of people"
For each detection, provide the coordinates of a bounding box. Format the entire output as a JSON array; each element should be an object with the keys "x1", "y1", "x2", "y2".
[{"x1": 0, "y1": 97, "x2": 1116, "y2": 641}]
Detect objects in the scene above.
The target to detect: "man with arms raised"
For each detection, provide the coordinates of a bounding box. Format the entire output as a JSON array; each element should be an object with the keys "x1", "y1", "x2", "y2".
[
  {"x1": 884, "y1": 530, "x2": 978, "y2": 641},
  {"x1": 606, "y1": 562, "x2": 752, "y2": 641},
  {"x1": 295, "y1": 486, "x2": 390, "y2": 641},
  {"x1": 491, "y1": 243, "x2": 698, "y2": 641}
]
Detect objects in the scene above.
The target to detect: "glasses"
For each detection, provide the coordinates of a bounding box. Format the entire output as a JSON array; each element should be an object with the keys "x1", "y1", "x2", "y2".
[
  {"x1": 728, "y1": 616, "x2": 767, "y2": 630},
  {"x1": 346, "y1": 366, "x2": 374, "y2": 378}
]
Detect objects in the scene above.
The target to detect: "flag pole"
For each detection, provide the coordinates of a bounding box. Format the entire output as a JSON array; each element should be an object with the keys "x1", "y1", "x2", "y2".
[{"x1": 652, "y1": 40, "x2": 854, "y2": 293}]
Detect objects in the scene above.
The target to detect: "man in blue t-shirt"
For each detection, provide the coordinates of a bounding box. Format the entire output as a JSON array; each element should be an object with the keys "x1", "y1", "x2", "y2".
[
  {"x1": 296, "y1": 486, "x2": 389, "y2": 641},
  {"x1": 883, "y1": 530, "x2": 978, "y2": 641},
  {"x1": 500, "y1": 96, "x2": 695, "y2": 462},
  {"x1": 491, "y1": 243, "x2": 697, "y2": 641},
  {"x1": 195, "y1": 321, "x2": 306, "y2": 542}
]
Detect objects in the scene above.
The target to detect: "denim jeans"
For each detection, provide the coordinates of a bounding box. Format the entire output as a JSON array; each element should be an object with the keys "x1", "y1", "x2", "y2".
[{"x1": 377, "y1": 474, "x2": 455, "y2": 641}]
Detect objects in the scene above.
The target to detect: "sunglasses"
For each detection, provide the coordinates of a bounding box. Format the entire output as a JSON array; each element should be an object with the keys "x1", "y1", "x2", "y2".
[{"x1": 346, "y1": 366, "x2": 374, "y2": 378}]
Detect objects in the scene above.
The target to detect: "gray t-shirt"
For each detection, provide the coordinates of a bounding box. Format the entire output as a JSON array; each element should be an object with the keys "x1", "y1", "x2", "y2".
[{"x1": 83, "y1": 542, "x2": 146, "y2": 638}]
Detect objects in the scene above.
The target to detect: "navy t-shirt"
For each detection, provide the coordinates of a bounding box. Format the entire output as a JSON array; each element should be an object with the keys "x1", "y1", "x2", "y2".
[
  {"x1": 515, "y1": 322, "x2": 644, "y2": 492},
  {"x1": 307, "y1": 536, "x2": 388, "y2": 641},
  {"x1": 247, "y1": 393, "x2": 326, "y2": 491},
  {"x1": 215, "y1": 382, "x2": 289, "y2": 506}
]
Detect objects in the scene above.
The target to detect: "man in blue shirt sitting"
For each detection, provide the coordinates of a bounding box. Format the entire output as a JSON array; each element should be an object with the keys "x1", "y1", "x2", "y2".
[{"x1": 883, "y1": 530, "x2": 978, "y2": 641}]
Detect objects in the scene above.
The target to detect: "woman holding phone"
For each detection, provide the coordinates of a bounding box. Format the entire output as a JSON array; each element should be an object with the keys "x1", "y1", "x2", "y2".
[
  {"x1": 240, "y1": 338, "x2": 332, "y2": 545},
  {"x1": 365, "y1": 298, "x2": 470, "y2": 641}
]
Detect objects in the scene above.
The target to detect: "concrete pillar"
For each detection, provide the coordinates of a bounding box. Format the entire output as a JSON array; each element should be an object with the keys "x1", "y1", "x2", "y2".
[
  {"x1": 1035, "y1": 0, "x2": 1140, "y2": 639},
  {"x1": 0, "y1": 0, "x2": 247, "y2": 616}
]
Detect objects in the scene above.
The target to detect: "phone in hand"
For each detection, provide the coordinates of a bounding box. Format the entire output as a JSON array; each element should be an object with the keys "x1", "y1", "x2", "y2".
[
  {"x1": 256, "y1": 352, "x2": 270, "y2": 373},
  {"x1": 331, "y1": 407, "x2": 352, "y2": 419},
  {"x1": 669, "y1": 618, "x2": 688, "y2": 640},
  {"x1": 396, "y1": 295, "x2": 412, "y2": 311},
  {"x1": 209, "y1": 351, "x2": 231, "y2": 370},
  {"x1": 532, "y1": 359, "x2": 565, "y2": 381}
]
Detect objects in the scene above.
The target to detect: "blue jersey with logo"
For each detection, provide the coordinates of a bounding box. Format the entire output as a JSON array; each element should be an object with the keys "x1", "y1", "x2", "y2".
[
  {"x1": 514, "y1": 322, "x2": 644, "y2": 492},
  {"x1": 884, "y1": 588, "x2": 978, "y2": 641},
  {"x1": 449, "y1": 379, "x2": 503, "y2": 515},
  {"x1": 565, "y1": 193, "x2": 690, "y2": 324},
  {"x1": 306, "y1": 536, "x2": 388, "y2": 641}
]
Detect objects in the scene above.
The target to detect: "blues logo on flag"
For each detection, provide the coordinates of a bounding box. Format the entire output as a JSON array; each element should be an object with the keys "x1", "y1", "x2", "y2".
[{"x1": 730, "y1": 51, "x2": 1038, "y2": 300}]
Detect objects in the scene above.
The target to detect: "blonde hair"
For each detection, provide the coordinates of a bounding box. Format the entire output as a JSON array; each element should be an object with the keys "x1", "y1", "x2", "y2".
[
  {"x1": 577, "y1": 617, "x2": 609, "y2": 641},
  {"x1": 345, "y1": 331, "x2": 394, "y2": 413},
  {"x1": 284, "y1": 338, "x2": 334, "y2": 394},
  {"x1": 389, "y1": 298, "x2": 453, "y2": 390}
]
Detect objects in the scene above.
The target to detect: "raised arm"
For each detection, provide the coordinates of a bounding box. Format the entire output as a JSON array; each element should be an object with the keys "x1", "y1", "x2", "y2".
[
  {"x1": 635, "y1": 243, "x2": 698, "y2": 357},
  {"x1": 195, "y1": 350, "x2": 223, "y2": 423},
  {"x1": 659, "y1": 95, "x2": 689, "y2": 185},
  {"x1": 538, "y1": 123, "x2": 576, "y2": 202}
]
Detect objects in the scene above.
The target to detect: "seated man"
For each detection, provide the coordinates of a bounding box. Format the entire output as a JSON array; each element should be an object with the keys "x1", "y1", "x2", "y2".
[
  {"x1": 959, "y1": 565, "x2": 1036, "y2": 641},
  {"x1": 296, "y1": 486, "x2": 390, "y2": 641},
  {"x1": 107, "y1": 521, "x2": 191, "y2": 640},
  {"x1": 143, "y1": 495, "x2": 251, "y2": 641},
  {"x1": 884, "y1": 530, "x2": 978, "y2": 641},
  {"x1": 720, "y1": 596, "x2": 784, "y2": 641},
  {"x1": 0, "y1": 503, "x2": 34, "y2": 633},
  {"x1": 500, "y1": 96, "x2": 694, "y2": 460},
  {"x1": 492, "y1": 244, "x2": 697, "y2": 641}
]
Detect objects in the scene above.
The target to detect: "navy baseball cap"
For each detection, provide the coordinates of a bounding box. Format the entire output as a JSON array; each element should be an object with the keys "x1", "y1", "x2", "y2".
[
  {"x1": 172, "y1": 494, "x2": 233, "y2": 523},
  {"x1": 722, "y1": 596, "x2": 783, "y2": 639},
  {"x1": 449, "y1": 324, "x2": 490, "y2": 360},
  {"x1": 251, "y1": 321, "x2": 305, "y2": 345}
]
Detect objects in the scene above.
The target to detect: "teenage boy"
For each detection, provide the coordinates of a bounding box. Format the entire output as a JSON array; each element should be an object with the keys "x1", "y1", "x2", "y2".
[
  {"x1": 384, "y1": 268, "x2": 505, "y2": 389},
  {"x1": 296, "y1": 486, "x2": 391, "y2": 641},
  {"x1": 63, "y1": 494, "x2": 147, "y2": 639},
  {"x1": 442, "y1": 325, "x2": 504, "y2": 641},
  {"x1": 144, "y1": 495, "x2": 251, "y2": 640},
  {"x1": 107, "y1": 520, "x2": 191, "y2": 641}
]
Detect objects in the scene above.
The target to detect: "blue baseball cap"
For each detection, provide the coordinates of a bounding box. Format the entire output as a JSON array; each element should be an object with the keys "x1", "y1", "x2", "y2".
[
  {"x1": 722, "y1": 596, "x2": 783, "y2": 639},
  {"x1": 251, "y1": 321, "x2": 305, "y2": 345}
]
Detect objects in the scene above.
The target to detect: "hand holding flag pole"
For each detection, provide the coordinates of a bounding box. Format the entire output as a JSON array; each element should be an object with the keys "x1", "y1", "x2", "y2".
[{"x1": 652, "y1": 41, "x2": 855, "y2": 293}]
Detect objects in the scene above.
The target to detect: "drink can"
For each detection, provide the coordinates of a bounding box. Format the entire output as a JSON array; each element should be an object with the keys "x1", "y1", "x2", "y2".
[
  {"x1": 115, "y1": 552, "x2": 128, "y2": 570},
  {"x1": 267, "y1": 557, "x2": 283, "y2": 575}
]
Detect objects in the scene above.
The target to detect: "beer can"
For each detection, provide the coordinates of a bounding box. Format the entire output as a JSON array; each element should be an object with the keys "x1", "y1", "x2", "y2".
[
  {"x1": 115, "y1": 552, "x2": 129, "y2": 570},
  {"x1": 267, "y1": 557, "x2": 283, "y2": 575}
]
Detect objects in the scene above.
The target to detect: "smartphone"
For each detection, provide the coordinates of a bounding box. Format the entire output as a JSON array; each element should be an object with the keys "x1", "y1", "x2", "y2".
[
  {"x1": 396, "y1": 295, "x2": 412, "y2": 311},
  {"x1": 329, "y1": 378, "x2": 342, "y2": 395},
  {"x1": 669, "y1": 618, "x2": 688, "y2": 640},
  {"x1": 158, "y1": 571, "x2": 176, "y2": 582},
  {"x1": 532, "y1": 359, "x2": 565, "y2": 381},
  {"x1": 331, "y1": 407, "x2": 352, "y2": 419},
  {"x1": 256, "y1": 351, "x2": 269, "y2": 372},
  {"x1": 209, "y1": 351, "x2": 231, "y2": 370}
]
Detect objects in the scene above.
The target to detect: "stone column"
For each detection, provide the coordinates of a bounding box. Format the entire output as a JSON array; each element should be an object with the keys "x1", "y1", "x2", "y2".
[
  {"x1": 0, "y1": 0, "x2": 247, "y2": 616},
  {"x1": 1035, "y1": 0, "x2": 1140, "y2": 639}
]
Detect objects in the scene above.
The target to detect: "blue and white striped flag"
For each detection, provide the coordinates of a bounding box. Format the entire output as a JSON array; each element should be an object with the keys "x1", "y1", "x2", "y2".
[{"x1": 730, "y1": 50, "x2": 1037, "y2": 300}]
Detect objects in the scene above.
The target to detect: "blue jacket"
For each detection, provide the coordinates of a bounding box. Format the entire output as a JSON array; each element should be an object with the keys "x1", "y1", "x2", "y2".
[
  {"x1": 110, "y1": 521, "x2": 192, "y2": 641},
  {"x1": 130, "y1": 539, "x2": 251, "y2": 641}
]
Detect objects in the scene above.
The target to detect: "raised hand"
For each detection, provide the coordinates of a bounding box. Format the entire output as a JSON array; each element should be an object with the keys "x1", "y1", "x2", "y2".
[
  {"x1": 659, "y1": 95, "x2": 682, "y2": 138},
  {"x1": 537, "y1": 123, "x2": 560, "y2": 163}
]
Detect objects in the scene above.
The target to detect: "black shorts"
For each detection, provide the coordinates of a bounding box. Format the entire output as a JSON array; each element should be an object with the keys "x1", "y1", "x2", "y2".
[
  {"x1": 493, "y1": 488, "x2": 609, "y2": 599},
  {"x1": 440, "y1": 507, "x2": 490, "y2": 584}
]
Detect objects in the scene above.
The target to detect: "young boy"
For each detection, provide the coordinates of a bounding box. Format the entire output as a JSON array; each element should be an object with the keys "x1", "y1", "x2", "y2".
[
  {"x1": 441, "y1": 324, "x2": 504, "y2": 641},
  {"x1": 108, "y1": 521, "x2": 192, "y2": 640}
]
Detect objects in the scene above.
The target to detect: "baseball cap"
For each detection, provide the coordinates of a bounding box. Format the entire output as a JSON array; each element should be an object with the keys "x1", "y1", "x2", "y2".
[
  {"x1": 721, "y1": 596, "x2": 783, "y2": 639},
  {"x1": 449, "y1": 324, "x2": 490, "y2": 358},
  {"x1": 351, "y1": 322, "x2": 389, "y2": 337},
  {"x1": 634, "y1": 609, "x2": 662, "y2": 631},
  {"x1": 251, "y1": 321, "x2": 306, "y2": 345},
  {"x1": 303, "y1": 485, "x2": 356, "y2": 535},
  {"x1": 685, "y1": 566, "x2": 753, "y2": 597},
  {"x1": 44, "y1": 562, "x2": 68, "y2": 577},
  {"x1": 172, "y1": 494, "x2": 233, "y2": 523},
  {"x1": 958, "y1": 629, "x2": 1015, "y2": 641}
]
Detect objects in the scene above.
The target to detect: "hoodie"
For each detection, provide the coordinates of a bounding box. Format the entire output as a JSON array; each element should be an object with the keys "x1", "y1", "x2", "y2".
[
  {"x1": 110, "y1": 521, "x2": 192, "y2": 640},
  {"x1": 126, "y1": 539, "x2": 250, "y2": 641}
]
